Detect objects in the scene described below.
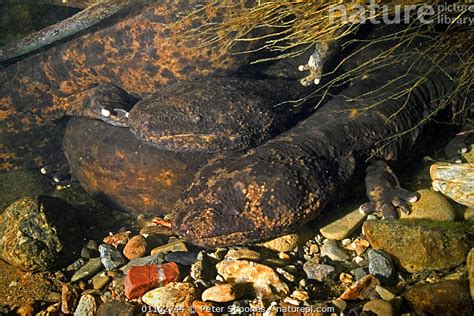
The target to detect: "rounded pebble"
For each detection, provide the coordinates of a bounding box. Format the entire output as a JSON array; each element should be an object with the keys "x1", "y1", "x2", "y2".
[
  {"x1": 401, "y1": 189, "x2": 456, "y2": 221},
  {"x1": 368, "y1": 249, "x2": 396, "y2": 286},
  {"x1": 202, "y1": 283, "x2": 241, "y2": 302},
  {"x1": 123, "y1": 235, "x2": 147, "y2": 260},
  {"x1": 303, "y1": 262, "x2": 335, "y2": 282}
]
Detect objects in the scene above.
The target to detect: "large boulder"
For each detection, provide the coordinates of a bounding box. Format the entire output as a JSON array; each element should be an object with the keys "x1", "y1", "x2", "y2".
[
  {"x1": 403, "y1": 280, "x2": 472, "y2": 315},
  {"x1": 363, "y1": 220, "x2": 471, "y2": 273},
  {"x1": 0, "y1": 196, "x2": 83, "y2": 271}
]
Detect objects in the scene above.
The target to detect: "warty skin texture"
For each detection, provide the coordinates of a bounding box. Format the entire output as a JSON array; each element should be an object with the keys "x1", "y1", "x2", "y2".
[
  {"x1": 0, "y1": 0, "x2": 256, "y2": 170},
  {"x1": 172, "y1": 72, "x2": 472, "y2": 247}
]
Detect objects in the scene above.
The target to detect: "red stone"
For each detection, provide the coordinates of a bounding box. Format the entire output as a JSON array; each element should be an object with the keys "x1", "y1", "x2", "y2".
[
  {"x1": 124, "y1": 262, "x2": 180, "y2": 299},
  {"x1": 123, "y1": 235, "x2": 147, "y2": 260},
  {"x1": 103, "y1": 231, "x2": 131, "y2": 247}
]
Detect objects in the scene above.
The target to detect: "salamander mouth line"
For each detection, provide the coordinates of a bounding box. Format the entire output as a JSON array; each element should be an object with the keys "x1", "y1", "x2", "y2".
[
  {"x1": 150, "y1": 134, "x2": 238, "y2": 142},
  {"x1": 155, "y1": 134, "x2": 219, "y2": 139}
]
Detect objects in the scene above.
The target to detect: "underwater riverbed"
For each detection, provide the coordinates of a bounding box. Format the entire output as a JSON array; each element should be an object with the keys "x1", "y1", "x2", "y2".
[{"x1": 0, "y1": 1, "x2": 473, "y2": 315}]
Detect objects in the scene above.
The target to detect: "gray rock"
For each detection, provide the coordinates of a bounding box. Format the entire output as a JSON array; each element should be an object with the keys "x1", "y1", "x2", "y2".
[
  {"x1": 99, "y1": 244, "x2": 127, "y2": 271},
  {"x1": 71, "y1": 258, "x2": 103, "y2": 282},
  {"x1": 66, "y1": 258, "x2": 86, "y2": 272},
  {"x1": 320, "y1": 206, "x2": 367, "y2": 240},
  {"x1": 0, "y1": 196, "x2": 83, "y2": 271},
  {"x1": 165, "y1": 251, "x2": 198, "y2": 266},
  {"x1": 368, "y1": 250, "x2": 396, "y2": 286},
  {"x1": 354, "y1": 267, "x2": 368, "y2": 280},
  {"x1": 123, "y1": 253, "x2": 164, "y2": 274},
  {"x1": 320, "y1": 240, "x2": 350, "y2": 262},
  {"x1": 74, "y1": 294, "x2": 97, "y2": 316},
  {"x1": 96, "y1": 300, "x2": 136, "y2": 316},
  {"x1": 81, "y1": 240, "x2": 99, "y2": 259},
  {"x1": 303, "y1": 262, "x2": 335, "y2": 282}
]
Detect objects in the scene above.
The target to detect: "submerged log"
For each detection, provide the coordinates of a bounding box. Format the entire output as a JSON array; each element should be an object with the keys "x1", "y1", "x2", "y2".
[
  {"x1": 431, "y1": 162, "x2": 474, "y2": 207},
  {"x1": 0, "y1": 0, "x2": 97, "y2": 9},
  {"x1": 63, "y1": 117, "x2": 211, "y2": 215},
  {"x1": 0, "y1": 0, "x2": 151, "y2": 62}
]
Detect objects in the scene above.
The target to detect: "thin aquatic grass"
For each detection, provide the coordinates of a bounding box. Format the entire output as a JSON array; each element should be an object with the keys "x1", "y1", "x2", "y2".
[{"x1": 175, "y1": 1, "x2": 472, "y2": 148}]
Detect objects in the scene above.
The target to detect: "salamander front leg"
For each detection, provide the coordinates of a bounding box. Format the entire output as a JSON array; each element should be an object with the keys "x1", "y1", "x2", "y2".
[
  {"x1": 359, "y1": 160, "x2": 418, "y2": 219},
  {"x1": 39, "y1": 163, "x2": 78, "y2": 186},
  {"x1": 298, "y1": 41, "x2": 331, "y2": 86}
]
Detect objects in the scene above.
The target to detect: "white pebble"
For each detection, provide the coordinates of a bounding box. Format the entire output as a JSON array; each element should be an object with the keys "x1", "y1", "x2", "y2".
[
  {"x1": 353, "y1": 256, "x2": 365, "y2": 264},
  {"x1": 283, "y1": 297, "x2": 300, "y2": 306},
  {"x1": 342, "y1": 238, "x2": 352, "y2": 246}
]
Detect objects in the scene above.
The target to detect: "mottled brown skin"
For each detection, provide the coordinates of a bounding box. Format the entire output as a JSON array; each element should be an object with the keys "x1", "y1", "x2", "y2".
[
  {"x1": 63, "y1": 117, "x2": 211, "y2": 215},
  {"x1": 0, "y1": 0, "x2": 257, "y2": 170},
  {"x1": 62, "y1": 76, "x2": 313, "y2": 214},
  {"x1": 172, "y1": 69, "x2": 472, "y2": 247},
  {"x1": 127, "y1": 78, "x2": 312, "y2": 153}
]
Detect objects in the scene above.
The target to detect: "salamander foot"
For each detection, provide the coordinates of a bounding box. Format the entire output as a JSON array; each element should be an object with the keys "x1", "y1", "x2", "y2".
[
  {"x1": 298, "y1": 42, "x2": 331, "y2": 86},
  {"x1": 360, "y1": 160, "x2": 418, "y2": 219}
]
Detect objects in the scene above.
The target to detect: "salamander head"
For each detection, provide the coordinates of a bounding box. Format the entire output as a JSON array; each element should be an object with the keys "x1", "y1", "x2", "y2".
[
  {"x1": 127, "y1": 78, "x2": 280, "y2": 153},
  {"x1": 171, "y1": 152, "x2": 323, "y2": 247},
  {"x1": 84, "y1": 83, "x2": 138, "y2": 127}
]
